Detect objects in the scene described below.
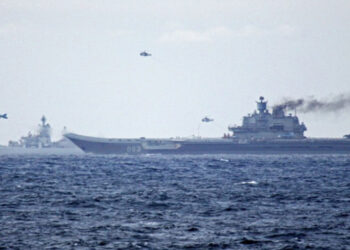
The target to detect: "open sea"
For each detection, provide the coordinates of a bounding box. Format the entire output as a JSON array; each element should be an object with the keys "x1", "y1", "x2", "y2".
[{"x1": 0, "y1": 154, "x2": 350, "y2": 249}]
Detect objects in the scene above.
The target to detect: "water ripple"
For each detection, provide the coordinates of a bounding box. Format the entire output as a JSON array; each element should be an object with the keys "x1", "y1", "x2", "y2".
[{"x1": 0, "y1": 154, "x2": 350, "y2": 249}]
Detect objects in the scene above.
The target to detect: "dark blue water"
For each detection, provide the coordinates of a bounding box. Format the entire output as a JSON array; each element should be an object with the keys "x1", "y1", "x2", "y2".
[{"x1": 1, "y1": 154, "x2": 350, "y2": 249}]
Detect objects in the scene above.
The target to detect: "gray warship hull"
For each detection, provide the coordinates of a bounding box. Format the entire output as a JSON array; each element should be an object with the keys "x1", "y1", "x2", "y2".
[
  {"x1": 65, "y1": 133, "x2": 350, "y2": 155},
  {"x1": 0, "y1": 146, "x2": 83, "y2": 155},
  {"x1": 65, "y1": 97, "x2": 350, "y2": 155}
]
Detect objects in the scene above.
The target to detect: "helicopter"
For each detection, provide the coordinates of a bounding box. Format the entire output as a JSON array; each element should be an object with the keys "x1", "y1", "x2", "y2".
[
  {"x1": 201, "y1": 116, "x2": 214, "y2": 122},
  {"x1": 140, "y1": 51, "x2": 152, "y2": 57},
  {"x1": 0, "y1": 113, "x2": 8, "y2": 119}
]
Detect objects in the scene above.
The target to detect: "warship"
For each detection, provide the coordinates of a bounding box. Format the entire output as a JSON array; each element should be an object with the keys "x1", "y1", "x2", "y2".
[
  {"x1": 7, "y1": 116, "x2": 78, "y2": 150},
  {"x1": 8, "y1": 116, "x2": 53, "y2": 148},
  {"x1": 65, "y1": 97, "x2": 350, "y2": 154}
]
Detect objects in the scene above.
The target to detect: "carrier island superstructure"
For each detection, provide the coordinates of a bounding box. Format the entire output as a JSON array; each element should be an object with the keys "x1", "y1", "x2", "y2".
[
  {"x1": 65, "y1": 97, "x2": 350, "y2": 154},
  {"x1": 229, "y1": 96, "x2": 306, "y2": 140}
]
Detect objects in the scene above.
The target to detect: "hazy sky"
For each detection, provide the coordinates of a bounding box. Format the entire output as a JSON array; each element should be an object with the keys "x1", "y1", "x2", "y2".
[{"x1": 1, "y1": 0, "x2": 350, "y2": 144}]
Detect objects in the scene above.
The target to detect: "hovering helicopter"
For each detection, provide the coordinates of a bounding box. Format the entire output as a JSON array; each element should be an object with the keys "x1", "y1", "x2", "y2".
[
  {"x1": 0, "y1": 113, "x2": 8, "y2": 119},
  {"x1": 140, "y1": 51, "x2": 152, "y2": 57},
  {"x1": 201, "y1": 116, "x2": 214, "y2": 122}
]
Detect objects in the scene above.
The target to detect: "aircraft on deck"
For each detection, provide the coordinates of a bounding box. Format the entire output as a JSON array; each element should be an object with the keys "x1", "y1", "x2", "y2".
[
  {"x1": 201, "y1": 116, "x2": 214, "y2": 122},
  {"x1": 140, "y1": 51, "x2": 152, "y2": 57},
  {"x1": 0, "y1": 114, "x2": 8, "y2": 119}
]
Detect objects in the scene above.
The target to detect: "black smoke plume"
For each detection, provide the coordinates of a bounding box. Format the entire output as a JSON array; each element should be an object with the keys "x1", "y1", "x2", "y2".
[{"x1": 274, "y1": 94, "x2": 350, "y2": 113}]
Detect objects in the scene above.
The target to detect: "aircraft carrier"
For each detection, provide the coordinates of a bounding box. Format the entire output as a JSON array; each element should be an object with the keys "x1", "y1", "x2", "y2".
[{"x1": 65, "y1": 97, "x2": 350, "y2": 154}]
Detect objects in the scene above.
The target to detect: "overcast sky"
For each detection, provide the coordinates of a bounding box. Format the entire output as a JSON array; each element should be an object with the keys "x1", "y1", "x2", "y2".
[{"x1": 1, "y1": 0, "x2": 350, "y2": 144}]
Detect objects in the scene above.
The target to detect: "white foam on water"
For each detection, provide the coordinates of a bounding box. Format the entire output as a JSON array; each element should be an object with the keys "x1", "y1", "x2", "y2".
[
  {"x1": 219, "y1": 158, "x2": 229, "y2": 162},
  {"x1": 239, "y1": 180, "x2": 258, "y2": 185}
]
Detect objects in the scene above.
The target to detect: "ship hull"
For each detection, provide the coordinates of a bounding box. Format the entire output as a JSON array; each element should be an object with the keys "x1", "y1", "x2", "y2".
[
  {"x1": 65, "y1": 133, "x2": 350, "y2": 155},
  {"x1": 0, "y1": 147, "x2": 83, "y2": 155}
]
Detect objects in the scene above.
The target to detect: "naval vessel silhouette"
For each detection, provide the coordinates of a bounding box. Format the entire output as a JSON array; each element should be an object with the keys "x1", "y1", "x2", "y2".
[
  {"x1": 65, "y1": 97, "x2": 350, "y2": 154},
  {"x1": 3, "y1": 116, "x2": 81, "y2": 155}
]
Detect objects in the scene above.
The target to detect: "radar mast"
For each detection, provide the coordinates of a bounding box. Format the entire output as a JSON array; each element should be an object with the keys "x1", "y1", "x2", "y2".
[{"x1": 257, "y1": 96, "x2": 267, "y2": 114}]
